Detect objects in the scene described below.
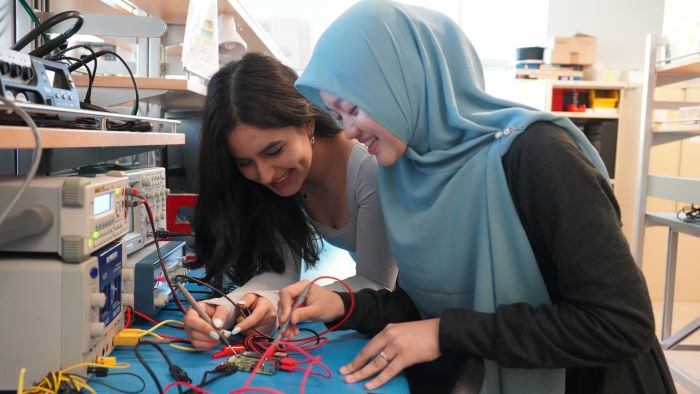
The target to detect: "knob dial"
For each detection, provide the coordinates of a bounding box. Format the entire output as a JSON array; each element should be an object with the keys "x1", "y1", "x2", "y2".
[
  {"x1": 9, "y1": 64, "x2": 22, "y2": 78},
  {"x1": 90, "y1": 293, "x2": 107, "y2": 308},
  {"x1": 90, "y1": 322, "x2": 106, "y2": 337}
]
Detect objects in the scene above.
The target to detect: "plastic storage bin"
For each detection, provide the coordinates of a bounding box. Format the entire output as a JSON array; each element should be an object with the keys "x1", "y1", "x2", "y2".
[{"x1": 588, "y1": 90, "x2": 619, "y2": 108}]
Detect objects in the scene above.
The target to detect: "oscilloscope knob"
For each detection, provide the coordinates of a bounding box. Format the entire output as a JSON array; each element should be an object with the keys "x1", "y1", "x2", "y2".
[
  {"x1": 90, "y1": 322, "x2": 106, "y2": 337},
  {"x1": 90, "y1": 293, "x2": 107, "y2": 308},
  {"x1": 9, "y1": 64, "x2": 22, "y2": 78},
  {"x1": 21, "y1": 66, "x2": 34, "y2": 80}
]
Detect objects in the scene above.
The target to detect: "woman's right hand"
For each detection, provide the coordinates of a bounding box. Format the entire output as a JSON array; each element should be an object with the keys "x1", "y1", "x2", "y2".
[
  {"x1": 183, "y1": 302, "x2": 232, "y2": 351},
  {"x1": 231, "y1": 293, "x2": 278, "y2": 336},
  {"x1": 278, "y1": 280, "x2": 346, "y2": 338}
]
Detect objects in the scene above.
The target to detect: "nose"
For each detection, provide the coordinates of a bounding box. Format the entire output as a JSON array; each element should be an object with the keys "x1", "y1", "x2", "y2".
[
  {"x1": 256, "y1": 162, "x2": 276, "y2": 185},
  {"x1": 343, "y1": 118, "x2": 361, "y2": 140}
]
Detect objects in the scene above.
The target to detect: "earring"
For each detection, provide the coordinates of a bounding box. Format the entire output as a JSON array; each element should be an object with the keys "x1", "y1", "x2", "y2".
[{"x1": 310, "y1": 135, "x2": 316, "y2": 145}]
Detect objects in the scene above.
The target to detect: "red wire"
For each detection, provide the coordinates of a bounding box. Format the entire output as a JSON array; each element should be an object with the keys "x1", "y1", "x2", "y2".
[
  {"x1": 243, "y1": 275, "x2": 355, "y2": 356},
  {"x1": 231, "y1": 276, "x2": 355, "y2": 394},
  {"x1": 127, "y1": 189, "x2": 188, "y2": 314},
  {"x1": 229, "y1": 389, "x2": 283, "y2": 394},
  {"x1": 162, "y1": 381, "x2": 212, "y2": 394},
  {"x1": 132, "y1": 309, "x2": 184, "y2": 329},
  {"x1": 124, "y1": 307, "x2": 132, "y2": 328}
]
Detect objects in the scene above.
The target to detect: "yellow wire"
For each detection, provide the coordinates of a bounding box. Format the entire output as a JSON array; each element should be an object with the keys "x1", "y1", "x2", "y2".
[
  {"x1": 66, "y1": 375, "x2": 96, "y2": 394},
  {"x1": 167, "y1": 343, "x2": 199, "y2": 351},
  {"x1": 139, "y1": 330, "x2": 199, "y2": 351},
  {"x1": 137, "y1": 319, "x2": 184, "y2": 337},
  {"x1": 23, "y1": 386, "x2": 53, "y2": 394},
  {"x1": 59, "y1": 361, "x2": 130, "y2": 374},
  {"x1": 17, "y1": 367, "x2": 25, "y2": 394}
]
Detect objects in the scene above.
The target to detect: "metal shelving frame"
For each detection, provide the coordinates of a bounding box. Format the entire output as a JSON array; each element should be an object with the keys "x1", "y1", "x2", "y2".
[{"x1": 632, "y1": 34, "x2": 700, "y2": 393}]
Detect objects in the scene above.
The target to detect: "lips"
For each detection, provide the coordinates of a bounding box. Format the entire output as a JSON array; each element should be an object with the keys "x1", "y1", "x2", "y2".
[
  {"x1": 271, "y1": 170, "x2": 290, "y2": 186},
  {"x1": 364, "y1": 137, "x2": 379, "y2": 154}
]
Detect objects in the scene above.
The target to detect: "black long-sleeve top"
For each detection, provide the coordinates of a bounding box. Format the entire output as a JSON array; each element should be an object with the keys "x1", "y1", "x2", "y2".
[{"x1": 330, "y1": 122, "x2": 676, "y2": 393}]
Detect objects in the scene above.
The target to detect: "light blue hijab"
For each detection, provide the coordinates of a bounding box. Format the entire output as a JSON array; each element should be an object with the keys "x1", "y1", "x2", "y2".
[{"x1": 297, "y1": 1, "x2": 609, "y2": 393}]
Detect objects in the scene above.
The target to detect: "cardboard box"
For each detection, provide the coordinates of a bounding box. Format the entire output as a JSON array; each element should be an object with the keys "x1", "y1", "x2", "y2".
[{"x1": 547, "y1": 34, "x2": 597, "y2": 65}]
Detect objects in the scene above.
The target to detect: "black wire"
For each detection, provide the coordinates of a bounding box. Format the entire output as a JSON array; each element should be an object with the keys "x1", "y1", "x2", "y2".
[
  {"x1": 298, "y1": 327, "x2": 321, "y2": 346},
  {"x1": 50, "y1": 44, "x2": 98, "y2": 102},
  {"x1": 134, "y1": 340, "x2": 176, "y2": 394},
  {"x1": 66, "y1": 50, "x2": 139, "y2": 115},
  {"x1": 175, "y1": 274, "x2": 274, "y2": 339},
  {"x1": 677, "y1": 204, "x2": 700, "y2": 223},
  {"x1": 12, "y1": 11, "x2": 84, "y2": 57},
  {"x1": 54, "y1": 55, "x2": 94, "y2": 104},
  {"x1": 129, "y1": 192, "x2": 187, "y2": 314},
  {"x1": 68, "y1": 373, "x2": 146, "y2": 394}
]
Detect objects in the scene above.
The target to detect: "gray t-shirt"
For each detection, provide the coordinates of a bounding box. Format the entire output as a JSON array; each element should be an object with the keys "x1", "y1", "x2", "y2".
[{"x1": 205, "y1": 143, "x2": 397, "y2": 323}]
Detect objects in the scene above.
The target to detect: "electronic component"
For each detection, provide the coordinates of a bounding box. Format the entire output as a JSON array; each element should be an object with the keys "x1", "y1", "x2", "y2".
[
  {"x1": 0, "y1": 175, "x2": 128, "y2": 262},
  {"x1": 228, "y1": 351, "x2": 282, "y2": 375},
  {"x1": 122, "y1": 240, "x2": 186, "y2": 315},
  {"x1": 106, "y1": 167, "x2": 167, "y2": 255},
  {"x1": 0, "y1": 47, "x2": 80, "y2": 109},
  {"x1": 0, "y1": 241, "x2": 125, "y2": 390}
]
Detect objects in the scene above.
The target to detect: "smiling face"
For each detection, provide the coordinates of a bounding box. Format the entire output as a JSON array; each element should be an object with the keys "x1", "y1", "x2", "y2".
[
  {"x1": 227, "y1": 122, "x2": 314, "y2": 197},
  {"x1": 319, "y1": 91, "x2": 407, "y2": 166}
]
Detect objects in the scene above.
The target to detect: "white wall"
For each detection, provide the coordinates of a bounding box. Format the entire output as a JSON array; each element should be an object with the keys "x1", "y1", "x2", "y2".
[
  {"x1": 547, "y1": 0, "x2": 665, "y2": 72},
  {"x1": 663, "y1": 0, "x2": 700, "y2": 35}
]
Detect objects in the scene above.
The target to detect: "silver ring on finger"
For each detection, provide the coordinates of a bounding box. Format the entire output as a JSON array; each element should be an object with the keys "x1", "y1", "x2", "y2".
[{"x1": 378, "y1": 350, "x2": 392, "y2": 363}]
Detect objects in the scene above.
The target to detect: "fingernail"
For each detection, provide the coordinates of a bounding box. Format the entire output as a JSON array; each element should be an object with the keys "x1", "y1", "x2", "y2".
[
  {"x1": 208, "y1": 331, "x2": 220, "y2": 340},
  {"x1": 339, "y1": 366, "x2": 347, "y2": 374},
  {"x1": 222, "y1": 330, "x2": 231, "y2": 338},
  {"x1": 212, "y1": 318, "x2": 223, "y2": 328},
  {"x1": 366, "y1": 382, "x2": 375, "y2": 390},
  {"x1": 231, "y1": 326, "x2": 241, "y2": 335},
  {"x1": 237, "y1": 300, "x2": 246, "y2": 305}
]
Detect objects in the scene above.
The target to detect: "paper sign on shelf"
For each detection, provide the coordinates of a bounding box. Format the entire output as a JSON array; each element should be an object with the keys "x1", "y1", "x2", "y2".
[{"x1": 182, "y1": 0, "x2": 219, "y2": 79}]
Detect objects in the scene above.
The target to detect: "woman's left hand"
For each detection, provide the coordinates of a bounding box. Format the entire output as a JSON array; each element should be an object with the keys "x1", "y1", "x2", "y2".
[{"x1": 340, "y1": 318, "x2": 441, "y2": 390}]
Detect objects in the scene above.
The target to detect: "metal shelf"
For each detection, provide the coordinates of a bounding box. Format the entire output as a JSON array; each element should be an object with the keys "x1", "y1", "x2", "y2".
[
  {"x1": 633, "y1": 35, "x2": 700, "y2": 394},
  {"x1": 652, "y1": 122, "x2": 700, "y2": 145},
  {"x1": 646, "y1": 213, "x2": 700, "y2": 238},
  {"x1": 551, "y1": 111, "x2": 619, "y2": 119},
  {"x1": 72, "y1": 74, "x2": 207, "y2": 110}
]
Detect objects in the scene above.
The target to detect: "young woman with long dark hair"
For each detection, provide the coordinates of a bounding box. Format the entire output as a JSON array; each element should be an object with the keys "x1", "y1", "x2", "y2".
[{"x1": 183, "y1": 53, "x2": 397, "y2": 350}]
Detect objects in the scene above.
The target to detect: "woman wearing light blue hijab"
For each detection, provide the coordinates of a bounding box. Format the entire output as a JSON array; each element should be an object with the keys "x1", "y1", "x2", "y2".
[{"x1": 279, "y1": 1, "x2": 674, "y2": 393}]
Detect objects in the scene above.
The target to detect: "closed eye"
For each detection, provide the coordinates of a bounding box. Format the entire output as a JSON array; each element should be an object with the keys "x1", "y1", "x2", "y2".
[{"x1": 266, "y1": 145, "x2": 283, "y2": 156}]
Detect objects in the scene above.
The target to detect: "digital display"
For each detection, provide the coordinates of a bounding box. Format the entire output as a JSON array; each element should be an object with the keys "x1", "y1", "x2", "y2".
[
  {"x1": 44, "y1": 65, "x2": 70, "y2": 89},
  {"x1": 93, "y1": 193, "x2": 112, "y2": 216}
]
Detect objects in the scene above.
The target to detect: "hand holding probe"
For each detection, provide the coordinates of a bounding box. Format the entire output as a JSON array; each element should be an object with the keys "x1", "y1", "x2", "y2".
[
  {"x1": 272, "y1": 282, "x2": 313, "y2": 345},
  {"x1": 176, "y1": 282, "x2": 235, "y2": 350}
]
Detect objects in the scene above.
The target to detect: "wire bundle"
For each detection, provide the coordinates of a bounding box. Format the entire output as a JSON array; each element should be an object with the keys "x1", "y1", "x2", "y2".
[
  {"x1": 677, "y1": 204, "x2": 700, "y2": 224},
  {"x1": 17, "y1": 362, "x2": 132, "y2": 394}
]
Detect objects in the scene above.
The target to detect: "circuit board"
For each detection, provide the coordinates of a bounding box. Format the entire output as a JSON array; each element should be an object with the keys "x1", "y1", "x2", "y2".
[{"x1": 228, "y1": 351, "x2": 282, "y2": 375}]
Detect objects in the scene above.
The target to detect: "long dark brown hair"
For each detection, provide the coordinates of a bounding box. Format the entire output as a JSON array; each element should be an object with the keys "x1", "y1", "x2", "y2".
[{"x1": 191, "y1": 53, "x2": 342, "y2": 288}]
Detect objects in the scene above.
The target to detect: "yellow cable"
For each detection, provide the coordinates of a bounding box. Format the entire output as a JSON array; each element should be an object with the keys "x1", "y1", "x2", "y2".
[
  {"x1": 59, "y1": 361, "x2": 130, "y2": 374},
  {"x1": 68, "y1": 376, "x2": 96, "y2": 394},
  {"x1": 23, "y1": 386, "x2": 53, "y2": 394},
  {"x1": 167, "y1": 343, "x2": 199, "y2": 351},
  {"x1": 138, "y1": 319, "x2": 185, "y2": 337},
  {"x1": 17, "y1": 367, "x2": 25, "y2": 394},
  {"x1": 138, "y1": 330, "x2": 198, "y2": 351}
]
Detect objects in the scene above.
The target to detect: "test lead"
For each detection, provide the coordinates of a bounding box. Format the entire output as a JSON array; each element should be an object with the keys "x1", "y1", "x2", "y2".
[
  {"x1": 175, "y1": 282, "x2": 237, "y2": 353},
  {"x1": 272, "y1": 282, "x2": 312, "y2": 345}
]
